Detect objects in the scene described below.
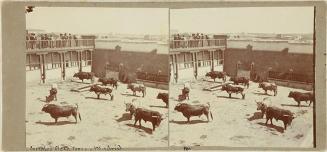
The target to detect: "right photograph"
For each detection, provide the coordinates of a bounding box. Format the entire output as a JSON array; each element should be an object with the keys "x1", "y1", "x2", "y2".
[{"x1": 169, "y1": 7, "x2": 315, "y2": 147}]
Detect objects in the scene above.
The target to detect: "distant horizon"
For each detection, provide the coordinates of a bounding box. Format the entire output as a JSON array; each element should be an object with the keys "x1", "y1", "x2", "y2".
[
  {"x1": 27, "y1": 27, "x2": 312, "y2": 36},
  {"x1": 171, "y1": 7, "x2": 314, "y2": 34},
  {"x1": 26, "y1": 7, "x2": 169, "y2": 35}
]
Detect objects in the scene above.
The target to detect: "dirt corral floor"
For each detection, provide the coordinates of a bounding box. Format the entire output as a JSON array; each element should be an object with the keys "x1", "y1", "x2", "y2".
[
  {"x1": 26, "y1": 77, "x2": 168, "y2": 149},
  {"x1": 169, "y1": 78, "x2": 313, "y2": 147}
]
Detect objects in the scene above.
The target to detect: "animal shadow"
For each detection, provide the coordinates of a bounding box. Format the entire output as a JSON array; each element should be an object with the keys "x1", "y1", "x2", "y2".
[
  {"x1": 85, "y1": 97, "x2": 109, "y2": 101},
  {"x1": 257, "y1": 122, "x2": 284, "y2": 133},
  {"x1": 202, "y1": 79, "x2": 223, "y2": 84},
  {"x1": 281, "y1": 104, "x2": 310, "y2": 107},
  {"x1": 116, "y1": 113, "x2": 132, "y2": 122},
  {"x1": 120, "y1": 93, "x2": 141, "y2": 97},
  {"x1": 125, "y1": 124, "x2": 153, "y2": 134},
  {"x1": 216, "y1": 95, "x2": 240, "y2": 100},
  {"x1": 169, "y1": 120, "x2": 208, "y2": 125},
  {"x1": 252, "y1": 92, "x2": 272, "y2": 96},
  {"x1": 247, "y1": 112, "x2": 264, "y2": 121},
  {"x1": 36, "y1": 121, "x2": 77, "y2": 126},
  {"x1": 149, "y1": 105, "x2": 167, "y2": 109},
  {"x1": 71, "y1": 80, "x2": 91, "y2": 84},
  {"x1": 38, "y1": 98, "x2": 47, "y2": 103}
]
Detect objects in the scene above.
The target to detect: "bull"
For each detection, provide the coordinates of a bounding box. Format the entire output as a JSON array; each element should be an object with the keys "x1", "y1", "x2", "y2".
[
  {"x1": 221, "y1": 84, "x2": 245, "y2": 99},
  {"x1": 98, "y1": 77, "x2": 118, "y2": 89},
  {"x1": 258, "y1": 82, "x2": 277, "y2": 96},
  {"x1": 157, "y1": 93, "x2": 169, "y2": 107},
  {"x1": 174, "y1": 103, "x2": 213, "y2": 123},
  {"x1": 229, "y1": 77, "x2": 249, "y2": 88},
  {"x1": 41, "y1": 104, "x2": 82, "y2": 123},
  {"x1": 127, "y1": 83, "x2": 146, "y2": 97},
  {"x1": 265, "y1": 106, "x2": 295, "y2": 130},
  {"x1": 288, "y1": 91, "x2": 314, "y2": 107},
  {"x1": 134, "y1": 108, "x2": 163, "y2": 131},
  {"x1": 205, "y1": 71, "x2": 227, "y2": 82},
  {"x1": 89, "y1": 85, "x2": 114, "y2": 100},
  {"x1": 73, "y1": 72, "x2": 94, "y2": 83}
]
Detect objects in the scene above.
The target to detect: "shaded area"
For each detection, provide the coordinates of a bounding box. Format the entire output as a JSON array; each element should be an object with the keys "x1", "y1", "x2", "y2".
[
  {"x1": 281, "y1": 104, "x2": 310, "y2": 107},
  {"x1": 247, "y1": 112, "x2": 264, "y2": 121},
  {"x1": 216, "y1": 95, "x2": 241, "y2": 100},
  {"x1": 36, "y1": 121, "x2": 77, "y2": 126},
  {"x1": 169, "y1": 120, "x2": 209, "y2": 125},
  {"x1": 85, "y1": 97, "x2": 109, "y2": 101},
  {"x1": 37, "y1": 98, "x2": 47, "y2": 103},
  {"x1": 257, "y1": 122, "x2": 284, "y2": 133},
  {"x1": 252, "y1": 92, "x2": 272, "y2": 96},
  {"x1": 149, "y1": 105, "x2": 167, "y2": 109},
  {"x1": 120, "y1": 93, "x2": 141, "y2": 97},
  {"x1": 115, "y1": 113, "x2": 132, "y2": 122},
  {"x1": 70, "y1": 80, "x2": 92, "y2": 84},
  {"x1": 125, "y1": 124, "x2": 153, "y2": 134}
]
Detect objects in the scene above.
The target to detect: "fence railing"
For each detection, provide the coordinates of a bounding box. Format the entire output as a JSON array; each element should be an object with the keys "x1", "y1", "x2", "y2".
[
  {"x1": 26, "y1": 39, "x2": 95, "y2": 50},
  {"x1": 170, "y1": 39, "x2": 226, "y2": 49},
  {"x1": 268, "y1": 71, "x2": 313, "y2": 83},
  {"x1": 136, "y1": 71, "x2": 169, "y2": 83}
]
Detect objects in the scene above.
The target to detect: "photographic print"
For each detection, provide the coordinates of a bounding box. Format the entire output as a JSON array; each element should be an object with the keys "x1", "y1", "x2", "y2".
[
  {"x1": 169, "y1": 7, "x2": 315, "y2": 147},
  {"x1": 25, "y1": 7, "x2": 169, "y2": 150}
]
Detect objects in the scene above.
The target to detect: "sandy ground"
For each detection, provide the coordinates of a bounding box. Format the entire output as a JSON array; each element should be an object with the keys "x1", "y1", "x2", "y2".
[
  {"x1": 26, "y1": 67, "x2": 168, "y2": 149},
  {"x1": 169, "y1": 78, "x2": 314, "y2": 147}
]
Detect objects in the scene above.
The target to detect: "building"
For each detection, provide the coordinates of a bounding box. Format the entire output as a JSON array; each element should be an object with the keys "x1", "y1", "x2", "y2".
[{"x1": 169, "y1": 35, "x2": 227, "y2": 82}]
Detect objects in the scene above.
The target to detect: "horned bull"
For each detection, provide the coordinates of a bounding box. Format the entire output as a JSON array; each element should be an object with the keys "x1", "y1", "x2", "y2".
[
  {"x1": 41, "y1": 104, "x2": 82, "y2": 123},
  {"x1": 174, "y1": 103, "x2": 213, "y2": 123}
]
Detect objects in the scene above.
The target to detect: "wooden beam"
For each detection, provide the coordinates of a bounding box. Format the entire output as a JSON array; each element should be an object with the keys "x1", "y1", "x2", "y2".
[
  {"x1": 90, "y1": 51, "x2": 93, "y2": 68},
  {"x1": 79, "y1": 51, "x2": 82, "y2": 72},
  {"x1": 42, "y1": 54, "x2": 46, "y2": 83},
  {"x1": 85, "y1": 50, "x2": 87, "y2": 66},
  {"x1": 39, "y1": 54, "x2": 42, "y2": 83},
  {"x1": 28, "y1": 54, "x2": 31, "y2": 70},
  {"x1": 174, "y1": 54, "x2": 178, "y2": 83},
  {"x1": 62, "y1": 52, "x2": 66, "y2": 80},
  {"x1": 70, "y1": 51, "x2": 73, "y2": 67}
]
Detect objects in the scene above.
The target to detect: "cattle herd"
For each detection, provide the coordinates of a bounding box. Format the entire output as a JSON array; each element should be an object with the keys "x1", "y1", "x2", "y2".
[
  {"x1": 172, "y1": 71, "x2": 314, "y2": 131},
  {"x1": 39, "y1": 70, "x2": 314, "y2": 133},
  {"x1": 40, "y1": 71, "x2": 168, "y2": 132}
]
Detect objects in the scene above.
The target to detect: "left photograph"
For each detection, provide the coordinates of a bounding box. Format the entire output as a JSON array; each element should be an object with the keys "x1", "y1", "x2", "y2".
[{"x1": 25, "y1": 7, "x2": 169, "y2": 150}]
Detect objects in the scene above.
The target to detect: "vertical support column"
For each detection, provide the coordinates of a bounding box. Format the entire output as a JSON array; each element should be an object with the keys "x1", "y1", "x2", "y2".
[
  {"x1": 194, "y1": 52, "x2": 198, "y2": 79},
  {"x1": 28, "y1": 54, "x2": 31, "y2": 70},
  {"x1": 59, "y1": 53, "x2": 63, "y2": 80},
  {"x1": 77, "y1": 51, "x2": 80, "y2": 70},
  {"x1": 217, "y1": 50, "x2": 219, "y2": 66},
  {"x1": 174, "y1": 54, "x2": 179, "y2": 83},
  {"x1": 51, "y1": 53, "x2": 54, "y2": 69},
  {"x1": 70, "y1": 51, "x2": 73, "y2": 67},
  {"x1": 191, "y1": 52, "x2": 195, "y2": 79},
  {"x1": 79, "y1": 51, "x2": 83, "y2": 72},
  {"x1": 42, "y1": 54, "x2": 46, "y2": 83},
  {"x1": 85, "y1": 51, "x2": 87, "y2": 66},
  {"x1": 62, "y1": 52, "x2": 66, "y2": 80},
  {"x1": 38, "y1": 54, "x2": 43, "y2": 83},
  {"x1": 211, "y1": 51, "x2": 214, "y2": 72},
  {"x1": 90, "y1": 51, "x2": 93, "y2": 70},
  {"x1": 171, "y1": 55, "x2": 176, "y2": 83}
]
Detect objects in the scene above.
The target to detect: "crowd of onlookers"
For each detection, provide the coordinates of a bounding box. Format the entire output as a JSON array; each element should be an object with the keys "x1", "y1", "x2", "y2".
[
  {"x1": 172, "y1": 33, "x2": 222, "y2": 48},
  {"x1": 26, "y1": 32, "x2": 80, "y2": 49}
]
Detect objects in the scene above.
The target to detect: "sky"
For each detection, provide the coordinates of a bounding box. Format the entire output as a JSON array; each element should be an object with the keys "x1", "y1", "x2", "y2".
[
  {"x1": 170, "y1": 7, "x2": 314, "y2": 34},
  {"x1": 26, "y1": 7, "x2": 169, "y2": 35}
]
